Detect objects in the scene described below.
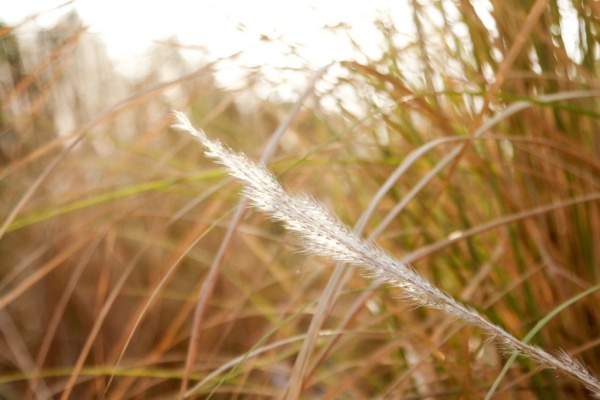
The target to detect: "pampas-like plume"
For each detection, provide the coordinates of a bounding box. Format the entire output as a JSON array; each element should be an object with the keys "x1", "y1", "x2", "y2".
[{"x1": 172, "y1": 111, "x2": 600, "y2": 397}]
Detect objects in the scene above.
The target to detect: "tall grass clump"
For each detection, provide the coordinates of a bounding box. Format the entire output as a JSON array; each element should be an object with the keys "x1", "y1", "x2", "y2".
[
  {"x1": 174, "y1": 111, "x2": 600, "y2": 398},
  {"x1": 1, "y1": 1, "x2": 600, "y2": 399}
]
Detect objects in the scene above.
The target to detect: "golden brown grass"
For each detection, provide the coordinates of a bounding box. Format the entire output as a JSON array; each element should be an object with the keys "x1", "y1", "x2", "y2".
[{"x1": 1, "y1": 1, "x2": 600, "y2": 399}]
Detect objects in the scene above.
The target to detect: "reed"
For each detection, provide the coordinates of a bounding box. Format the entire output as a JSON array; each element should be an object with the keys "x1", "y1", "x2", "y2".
[{"x1": 174, "y1": 111, "x2": 600, "y2": 399}]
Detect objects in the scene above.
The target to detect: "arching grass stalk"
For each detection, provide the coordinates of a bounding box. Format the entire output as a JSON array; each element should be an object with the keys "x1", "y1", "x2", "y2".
[{"x1": 172, "y1": 111, "x2": 600, "y2": 398}]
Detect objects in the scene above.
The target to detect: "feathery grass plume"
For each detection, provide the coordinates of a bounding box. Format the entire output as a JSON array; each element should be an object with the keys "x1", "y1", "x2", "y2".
[{"x1": 172, "y1": 111, "x2": 600, "y2": 398}]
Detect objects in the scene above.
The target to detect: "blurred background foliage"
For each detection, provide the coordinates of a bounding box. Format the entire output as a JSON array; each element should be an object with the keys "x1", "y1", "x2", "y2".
[{"x1": 1, "y1": 0, "x2": 599, "y2": 398}]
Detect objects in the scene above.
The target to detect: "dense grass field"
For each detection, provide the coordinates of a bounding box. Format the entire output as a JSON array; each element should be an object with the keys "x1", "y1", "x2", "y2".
[{"x1": 1, "y1": 1, "x2": 600, "y2": 399}]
